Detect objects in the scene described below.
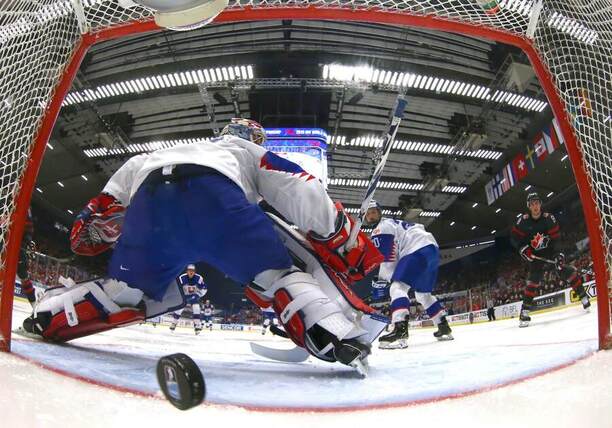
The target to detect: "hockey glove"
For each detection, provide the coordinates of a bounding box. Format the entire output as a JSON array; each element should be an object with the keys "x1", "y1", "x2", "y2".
[
  {"x1": 519, "y1": 245, "x2": 535, "y2": 262},
  {"x1": 554, "y1": 253, "x2": 566, "y2": 271},
  {"x1": 70, "y1": 193, "x2": 125, "y2": 256},
  {"x1": 307, "y1": 202, "x2": 383, "y2": 282}
]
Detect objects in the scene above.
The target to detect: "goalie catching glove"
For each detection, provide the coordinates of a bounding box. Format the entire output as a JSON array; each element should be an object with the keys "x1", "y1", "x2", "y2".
[
  {"x1": 307, "y1": 202, "x2": 383, "y2": 281},
  {"x1": 70, "y1": 193, "x2": 125, "y2": 256}
]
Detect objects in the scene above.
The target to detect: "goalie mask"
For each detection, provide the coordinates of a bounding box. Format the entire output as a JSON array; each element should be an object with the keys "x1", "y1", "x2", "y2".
[{"x1": 221, "y1": 118, "x2": 267, "y2": 146}]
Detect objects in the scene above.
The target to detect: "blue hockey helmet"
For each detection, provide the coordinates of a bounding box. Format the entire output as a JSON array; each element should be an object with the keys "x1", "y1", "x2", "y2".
[{"x1": 221, "y1": 118, "x2": 266, "y2": 145}]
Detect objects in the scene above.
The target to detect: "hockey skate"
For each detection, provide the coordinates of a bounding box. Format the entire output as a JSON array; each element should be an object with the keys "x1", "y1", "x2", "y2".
[
  {"x1": 519, "y1": 309, "x2": 531, "y2": 328},
  {"x1": 378, "y1": 320, "x2": 409, "y2": 349},
  {"x1": 261, "y1": 327, "x2": 267, "y2": 335},
  {"x1": 581, "y1": 296, "x2": 591, "y2": 311},
  {"x1": 169, "y1": 324, "x2": 176, "y2": 332},
  {"x1": 194, "y1": 326, "x2": 202, "y2": 335},
  {"x1": 334, "y1": 338, "x2": 371, "y2": 377},
  {"x1": 433, "y1": 316, "x2": 454, "y2": 340}
]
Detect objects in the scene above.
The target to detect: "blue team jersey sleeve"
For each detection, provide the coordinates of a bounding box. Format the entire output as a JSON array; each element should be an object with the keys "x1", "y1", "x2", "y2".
[{"x1": 371, "y1": 220, "x2": 397, "y2": 262}]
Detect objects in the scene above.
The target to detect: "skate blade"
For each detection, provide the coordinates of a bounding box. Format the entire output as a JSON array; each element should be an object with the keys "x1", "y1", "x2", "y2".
[
  {"x1": 379, "y1": 339, "x2": 409, "y2": 349},
  {"x1": 349, "y1": 358, "x2": 369, "y2": 378},
  {"x1": 519, "y1": 322, "x2": 530, "y2": 328},
  {"x1": 12, "y1": 327, "x2": 43, "y2": 340},
  {"x1": 435, "y1": 334, "x2": 454, "y2": 341}
]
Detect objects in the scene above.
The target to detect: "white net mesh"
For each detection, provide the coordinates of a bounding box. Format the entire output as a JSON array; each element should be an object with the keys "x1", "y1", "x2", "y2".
[{"x1": 0, "y1": 0, "x2": 610, "y2": 347}]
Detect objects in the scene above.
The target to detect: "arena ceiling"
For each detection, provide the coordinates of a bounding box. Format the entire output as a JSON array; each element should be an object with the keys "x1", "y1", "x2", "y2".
[{"x1": 34, "y1": 19, "x2": 577, "y2": 245}]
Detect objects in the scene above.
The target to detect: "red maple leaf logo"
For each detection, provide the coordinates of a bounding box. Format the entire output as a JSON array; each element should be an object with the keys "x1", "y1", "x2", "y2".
[{"x1": 530, "y1": 232, "x2": 550, "y2": 250}]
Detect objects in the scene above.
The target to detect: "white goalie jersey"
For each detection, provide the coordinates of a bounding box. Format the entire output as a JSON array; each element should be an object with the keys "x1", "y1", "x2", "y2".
[{"x1": 102, "y1": 135, "x2": 337, "y2": 237}]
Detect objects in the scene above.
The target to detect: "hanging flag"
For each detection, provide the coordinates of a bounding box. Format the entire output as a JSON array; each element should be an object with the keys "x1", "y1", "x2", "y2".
[
  {"x1": 542, "y1": 124, "x2": 560, "y2": 154},
  {"x1": 525, "y1": 144, "x2": 538, "y2": 170},
  {"x1": 512, "y1": 152, "x2": 528, "y2": 181},
  {"x1": 501, "y1": 164, "x2": 514, "y2": 192},
  {"x1": 485, "y1": 181, "x2": 495, "y2": 205},
  {"x1": 534, "y1": 134, "x2": 548, "y2": 161},
  {"x1": 552, "y1": 118, "x2": 565, "y2": 146},
  {"x1": 494, "y1": 171, "x2": 505, "y2": 196}
]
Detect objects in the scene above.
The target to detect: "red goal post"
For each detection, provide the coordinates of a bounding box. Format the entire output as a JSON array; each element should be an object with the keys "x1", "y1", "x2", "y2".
[{"x1": 1, "y1": 1, "x2": 610, "y2": 352}]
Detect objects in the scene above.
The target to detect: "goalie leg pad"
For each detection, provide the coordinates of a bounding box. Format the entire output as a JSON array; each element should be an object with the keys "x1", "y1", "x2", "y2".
[
  {"x1": 254, "y1": 268, "x2": 366, "y2": 358},
  {"x1": 46, "y1": 306, "x2": 144, "y2": 342},
  {"x1": 29, "y1": 279, "x2": 145, "y2": 341}
]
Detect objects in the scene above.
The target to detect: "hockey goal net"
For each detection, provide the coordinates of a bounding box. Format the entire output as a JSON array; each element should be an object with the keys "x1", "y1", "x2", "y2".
[{"x1": 0, "y1": 0, "x2": 610, "y2": 351}]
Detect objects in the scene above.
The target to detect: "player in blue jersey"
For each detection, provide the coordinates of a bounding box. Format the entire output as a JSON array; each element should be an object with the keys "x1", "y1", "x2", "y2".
[
  {"x1": 169, "y1": 264, "x2": 207, "y2": 334},
  {"x1": 365, "y1": 200, "x2": 453, "y2": 349},
  {"x1": 201, "y1": 300, "x2": 214, "y2": 331},
  {"x1": 25, "y1": 118, "x2": 382, "y2": 370},
  {"x1": 260, "y1": 305, "x2": 279, "y2": 335}
]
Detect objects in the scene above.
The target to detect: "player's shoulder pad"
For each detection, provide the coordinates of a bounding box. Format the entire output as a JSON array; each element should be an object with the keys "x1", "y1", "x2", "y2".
[{"x1": 373, "y1": 217, "x2": 394, "y2": 235}]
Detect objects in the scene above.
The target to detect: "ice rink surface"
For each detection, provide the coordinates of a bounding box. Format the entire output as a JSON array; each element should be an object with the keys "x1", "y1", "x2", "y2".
[{"x1": 2, "y1": 299, "x2": 611, "y2": 427}]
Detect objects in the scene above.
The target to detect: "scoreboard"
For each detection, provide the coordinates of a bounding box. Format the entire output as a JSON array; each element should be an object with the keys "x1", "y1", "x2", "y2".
[{"x1": 263, "y1": 128, "x2": 328, "y2": 187}]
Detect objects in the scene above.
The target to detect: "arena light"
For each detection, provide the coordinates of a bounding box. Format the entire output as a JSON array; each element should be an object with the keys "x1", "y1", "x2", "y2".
[
  {"x1": 419, "y1": 211, "x2": 441, "y2": 217},
  {"x1": 81, "y1": 175, "x2": 88, "y2": 181},
  {"x1": 525, "y1": 185, "x2": 532, "y2": 190},
  {"x1": 472, "y1": 202, "x2": 478, "y2": 208},
  {"x1": 471, "y1": 225, "x2": 477, "y2": 230},
  {"x1": 47, "y1": 143, "x2": 54, "y2": 150},
  {"x1": 561, "y1": 154, "x2": 569, "y2": 161},
  {"x1": 83, "y1": 137, "x2": 213, "y2": 158},
  {"x1": 36, "y1": 187, "x2": 43, "y2": 193},
  {"x1": 450, "y1": 221, "x2": 455, "y2": 226},
  {"x1": 57, "y1": 181, "x2": 64, "y2": 188},
  {"x1": 442, "y1": 185, "x2": 468, "y2": 194},
  {"x1": 67, "y1": 209, "x2": 73, "y2": 215},
  {"x1": 322, "y1": 64, "x2": 546, "y2": 112},
  {"x1": 62, "y1": 64, "x2": 255, "y2": 107},
  {"x1": 330, "y1": 135, "x2": 502, "y2": 160},
  {"x1": 547, "y1": 191, "x2": 554, "y2": 197},
  {"x1": 491, "y1": 229, "x2": 496, "y2": 234},
  {"x1": 495, "y1": 208, "x2": 501, "y2": 213}
]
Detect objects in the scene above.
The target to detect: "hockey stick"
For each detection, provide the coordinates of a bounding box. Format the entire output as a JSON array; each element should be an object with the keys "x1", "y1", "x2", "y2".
[
  {"x1": 346, "y1": 95, "x2": 408, "y2": 248},
  {"x1": 531, "y1": 255, "x2": 594, "y2": 276},
  {"x1": 249, "y1": 342, "x2": 310, "y2": 363}
]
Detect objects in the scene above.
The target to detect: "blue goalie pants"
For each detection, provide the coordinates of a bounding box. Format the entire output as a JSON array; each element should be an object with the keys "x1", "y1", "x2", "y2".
[{"x1": 108, "y1": 167, "x2": 293, "y2": 301}]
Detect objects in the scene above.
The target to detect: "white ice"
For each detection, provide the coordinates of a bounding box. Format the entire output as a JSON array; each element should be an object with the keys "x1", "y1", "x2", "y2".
[{"x1": 2, "y1": 299, "x2": 611, "y2": 427}]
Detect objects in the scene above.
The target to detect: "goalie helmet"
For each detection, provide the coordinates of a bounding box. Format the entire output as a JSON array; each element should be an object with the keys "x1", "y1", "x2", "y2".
[{"x1": 220, "y1": 118, "x2": 266, "y2": 146}]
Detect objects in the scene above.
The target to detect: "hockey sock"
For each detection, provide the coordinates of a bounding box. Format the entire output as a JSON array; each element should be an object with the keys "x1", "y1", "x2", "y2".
[
  {"x1": 390, "y1": 297, "x2": 409, "y2": 323},
  {"x1": 21, "y1": 279, "x2": 36, "y2": 304},
  {"x1": 415, "y1": 292, "x2": 446, "y2": 325},
  {"x1": 523, "y1": 281, "x2": 538, "y2": 309}
]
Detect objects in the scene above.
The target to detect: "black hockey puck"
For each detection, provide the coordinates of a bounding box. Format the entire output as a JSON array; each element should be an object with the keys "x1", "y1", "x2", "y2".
[{"x1": 156, "y1": 353, "x2": 205, "y2": 410}]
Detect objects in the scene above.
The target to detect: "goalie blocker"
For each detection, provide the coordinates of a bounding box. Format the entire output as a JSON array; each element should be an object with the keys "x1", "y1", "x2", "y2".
[{"x1": 246, "y1": 212, "x2": 389, "y2": 366}]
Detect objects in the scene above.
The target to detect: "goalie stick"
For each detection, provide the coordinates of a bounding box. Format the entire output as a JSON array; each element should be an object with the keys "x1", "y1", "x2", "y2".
[
  {"x1": 249, "y1": 342, "x2": 310, "y2": 363},
  {"x1": 346, "y1": 94, "x2": 408, "y2": 248}
]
